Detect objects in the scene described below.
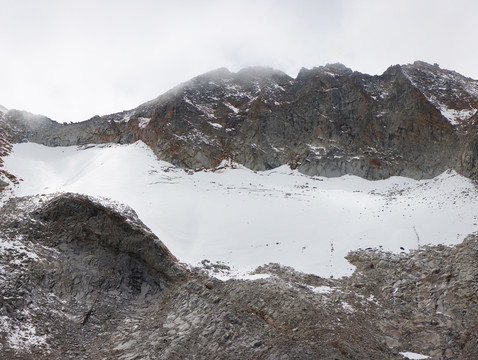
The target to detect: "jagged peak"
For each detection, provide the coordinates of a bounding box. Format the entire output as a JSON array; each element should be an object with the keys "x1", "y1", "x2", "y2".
[
  {"x1": 322, "y1": 62, "x2": 353, "y2": 75},
  {"x1": 181, "y1": 67, "x2": 234, "y2": 89},
  {"x1": 5, "y1": 109, "x2": 52, "y2": 121},
  {"x1": 2, "y1": 109, "x2": 56, "y2": 131},
  {"x1": 296, "y1": 63, "x2": 353, "y2": 81},
  {"x1": 402, "y1": 60, "x2": 477, "y2": 82},
  {"x1": 402, "y1": 61, "x2": 443, "y2": 76},
  {"x1": 381, "y1": 64, "x2": 406, "y2": 78},
  {"x1": 235, "y1": 66, "x2": 291, "y2": 80},
  {"x1": 193, "y1": 67, "x2": 232, "y2": 81},
  {"x1": 137, "y1": 67, "x2": 234, "y2": 109},
  {"x1": 408, "y1": 60, "x2": 441, "y2": 70},
  {"x1": 145, "y1": 65, "x2": 293, "y2": 108},
  {"x1": 397, "y1": 61, "x2": 478, "y2": 126}
]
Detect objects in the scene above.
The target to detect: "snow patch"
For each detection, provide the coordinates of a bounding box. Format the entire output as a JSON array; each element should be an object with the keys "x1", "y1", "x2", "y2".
[
  {"x1": 307, "y1": 144, "x2": 326, "y2": 157},
  {"x1": 273, "y1": 83, "x2": 285, "y2": 91},
  {"x1": 223, "y1": 101, "x2": 239, "y2": 114},
  {"x1": 0, "y1": 235, "x2": 40, "y2": 266},
  {"x1": 340, "y1": 301, "x2": 354, "y2": 313},
  {"x1": 195, "y1": 103, "x2": 216, "y2": 119},
  {"x1": 324, "y1": 71, "x2": 336, "y2": 78},
  {"x1": 184, "y1": 97, "x2": 216, "y2": 119},
  {"x1": 270, "y1": 145, "x2": 284, "y2": 153},
  {"x1": 114, "y1": 110, "x2": 135, "y2": 123},
  {"x1": 367, "y1": 294, "x2": 380, "y2": 306},
  {"x1": 138, "y1": 117, "x2": 151, "y2": 129},
  {"x1": 183, "y1": 97, "x2": 194, "y2": 106},
  {"x1": 0, "y1": 316, "x2": 48, "y2": 352},
  {"x1": 208, "y1": 122, "x2": 223, "y2": 129},
  {"x1": 188, "y1": 129, "x2": 216, "y2": 146},
  {"x1": 308, "y1": 285, "x2": 333, "y2": 294},
  {"x1": 399, "y1": 351, "x2": 430, "y2": 359},
  {"x1": 437, "y1": 107, "x2": 476, "y2": 125},
  {"x1": 224, "y1": 81, "x2": 258, "y2": 101}
]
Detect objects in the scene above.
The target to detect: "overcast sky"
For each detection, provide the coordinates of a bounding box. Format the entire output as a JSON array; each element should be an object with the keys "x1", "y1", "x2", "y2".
[{"x1": 1, "y1": 0, "x2": 477, "y2": 123}]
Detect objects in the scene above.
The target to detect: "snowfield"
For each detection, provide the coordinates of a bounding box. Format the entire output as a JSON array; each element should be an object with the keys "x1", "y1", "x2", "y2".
[{"x1": 4, "y1": 141, "x2": 478, "y2": 278}]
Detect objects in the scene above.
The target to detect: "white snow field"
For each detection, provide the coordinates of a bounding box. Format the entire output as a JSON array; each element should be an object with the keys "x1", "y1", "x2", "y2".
[
  {"x1": 399, "y1": 351, "x2": 430, "y2": 359},
  {"x1": 4, "y1": 141, "x2": 478, "y2": 278}
]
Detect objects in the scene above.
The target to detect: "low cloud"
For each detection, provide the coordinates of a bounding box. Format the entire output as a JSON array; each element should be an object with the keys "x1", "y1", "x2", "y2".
[{"x1": 0, "y1": 0, "x2": 476, "y2": 122}]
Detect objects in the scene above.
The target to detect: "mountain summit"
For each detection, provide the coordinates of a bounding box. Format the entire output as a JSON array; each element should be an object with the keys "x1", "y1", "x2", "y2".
[{"x1": 3, "y1": 61, "x2": 478, "y2": 181}]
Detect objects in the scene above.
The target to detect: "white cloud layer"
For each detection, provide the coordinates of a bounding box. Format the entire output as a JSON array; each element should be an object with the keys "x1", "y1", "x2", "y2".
[{"x1": 0, "y1": 0, "x2": 477, "y2": 122}]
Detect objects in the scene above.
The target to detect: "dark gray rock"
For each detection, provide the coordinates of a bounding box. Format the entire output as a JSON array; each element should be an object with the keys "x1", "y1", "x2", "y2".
[{"x1": 344, "y1": 237, "x2": 478, "y2": 359}]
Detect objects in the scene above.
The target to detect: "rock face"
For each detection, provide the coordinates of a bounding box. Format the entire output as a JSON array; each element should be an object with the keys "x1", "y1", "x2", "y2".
[
  {"x1": 0, "y1": 193, "x2": 477, "y2": 359},
  {"x1": 4, "y1": 61, "x2": 478, "y2": 180},
  {"x1": 345, "y1": 238, "x2": 478, "y2": 359},
  {"x1": 0, "y1": 108, "x2": 20, "y2": 187}
]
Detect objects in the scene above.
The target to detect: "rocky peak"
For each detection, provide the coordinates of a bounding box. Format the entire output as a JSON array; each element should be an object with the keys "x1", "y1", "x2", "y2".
[
  {"x1": 380, "y1": 64, "x2": 406, "y2": 78},
  {"x1": 321, "y1": 62, "x2": 353, "y2": 75},
  {"x1": 236, "y1": 66, "x2": 290, "y2": 80},
  {"x1": 138, "y1": 66, "x2": 291, "y2": 115},
  {"x1": 4, "y1": 109, "x2": 56, "y2": 131},
  {"x1": 296, "y1": 63, "x2": 353, "y2": 82},
  {"x1": 184, "y1": 67, "x2": 233, "y2": 87},
  {"x1": 401, "y1": 61, "x2": 478, "y2": 127}
]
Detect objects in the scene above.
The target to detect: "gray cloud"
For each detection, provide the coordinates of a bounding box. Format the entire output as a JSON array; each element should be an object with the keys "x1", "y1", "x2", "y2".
[{"x1": 0, "y1": 0, "x2": 477, "y2": 122}]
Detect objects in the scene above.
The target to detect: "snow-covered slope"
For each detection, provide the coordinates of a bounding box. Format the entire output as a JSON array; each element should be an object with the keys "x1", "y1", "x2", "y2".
[{"x1": 4, "y1": 141, "x2": 478, "y2": 278}]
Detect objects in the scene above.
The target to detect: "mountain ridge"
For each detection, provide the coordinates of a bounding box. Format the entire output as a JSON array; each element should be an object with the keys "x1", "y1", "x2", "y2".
[{"x1": 2, "y1": 61, "x2": 478, "y2": 181}]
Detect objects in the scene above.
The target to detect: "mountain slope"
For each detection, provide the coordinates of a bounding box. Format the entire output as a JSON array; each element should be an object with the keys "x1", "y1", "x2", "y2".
[
  {"x1": 4, "y1": 61, "x2": 478, "y2": 180},
  {"x1": 0, "y1": 192, "x2": 477, "y2": 359}
]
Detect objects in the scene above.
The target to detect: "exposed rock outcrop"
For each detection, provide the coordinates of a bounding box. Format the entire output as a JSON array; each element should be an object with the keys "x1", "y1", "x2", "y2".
[
  {"x1": 0, "y1": 194, "x2": 185, "y2": 358},
  {"x1": 0, "y1": 108, "x2": 20, "y2": 187},
  {"x1": 345, "y1": 237, "x2": 478, "y2": 359}
]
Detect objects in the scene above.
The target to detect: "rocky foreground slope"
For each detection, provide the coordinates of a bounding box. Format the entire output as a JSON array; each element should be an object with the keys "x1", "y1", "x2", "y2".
[
  {"x1": 3, "y1": 61, "x2": 478, "y2": 180},
  {"x1": 0, "y1": 193, "x2": 476, "y2": 359}
]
